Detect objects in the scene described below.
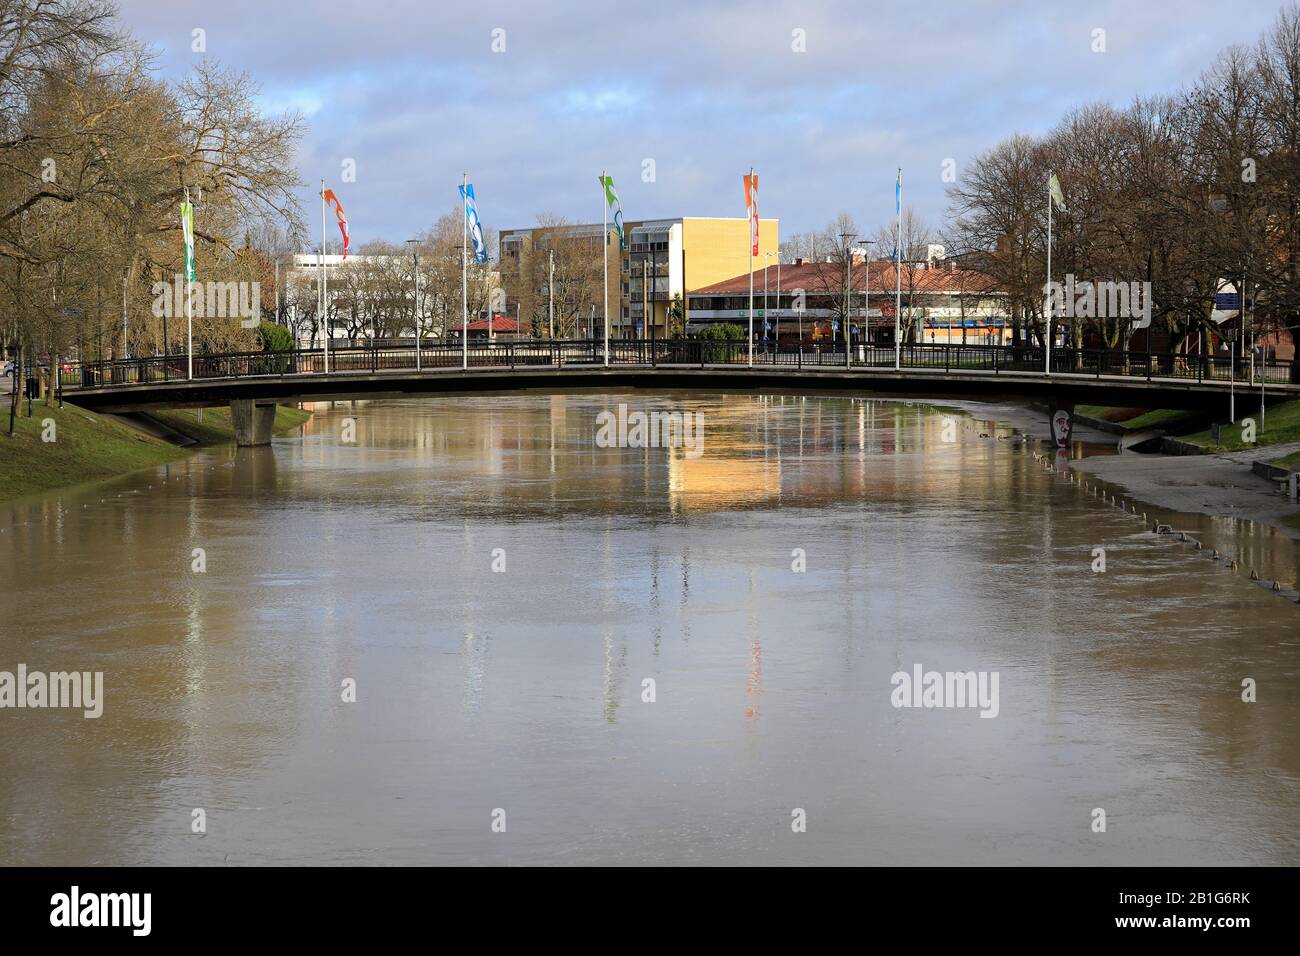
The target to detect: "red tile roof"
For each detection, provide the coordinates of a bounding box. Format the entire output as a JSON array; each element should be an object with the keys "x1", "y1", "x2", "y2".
[{"x1": 466, "y1": 315, "x2": 520, "y2": 332}]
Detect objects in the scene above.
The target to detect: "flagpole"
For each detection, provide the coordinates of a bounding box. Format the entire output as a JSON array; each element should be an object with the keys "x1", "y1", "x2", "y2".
[
  {"x1": 462, "y1": 172, "x2": 468, "y2": 371},
  {"x1": 602, "y1": 169, "x2": 609, "y2": 368},
  {"x1": 185, "y1": 187, "x2": 193, "y2": 380},
  {"x1": 894, "y1": 168, "x2": 902, "y2": 371},
  {"x1": 748, "y1": 167, "x2": 754, "y2": 369},
  {"x1": 321, "y1": 179, "x2": 330, "y2": 374},
  {"x1": 316, "y1": 191, "x2": 322, "y2": 360},
  {"x1": 1045, "y1": 176, "x2": 1052, "y2": 375}
]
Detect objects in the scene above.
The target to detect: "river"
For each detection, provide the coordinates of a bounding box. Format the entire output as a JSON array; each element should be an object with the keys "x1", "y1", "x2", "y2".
[{"x1": 1, "y1": 392, "x2": 1297, "y2": 865}]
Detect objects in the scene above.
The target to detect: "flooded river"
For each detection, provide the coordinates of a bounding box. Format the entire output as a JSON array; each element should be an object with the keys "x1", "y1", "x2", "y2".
[{"x1": 1, "y1": 392, "x2": 1297, "y2": 865}]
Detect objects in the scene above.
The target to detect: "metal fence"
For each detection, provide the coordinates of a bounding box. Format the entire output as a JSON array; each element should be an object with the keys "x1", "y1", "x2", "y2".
[{"x1": 63, "y1": 340, "x2": 1296, "y2": 389}]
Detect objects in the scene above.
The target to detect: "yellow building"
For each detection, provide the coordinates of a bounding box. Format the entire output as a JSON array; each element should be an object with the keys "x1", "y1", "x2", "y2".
[{"x1": 500, "y1": 216, "x2": 778, "y2": 338}]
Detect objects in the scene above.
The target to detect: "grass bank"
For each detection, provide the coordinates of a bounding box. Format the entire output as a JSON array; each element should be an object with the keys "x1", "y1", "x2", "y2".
[
  {"x1": 0, "y1": 398, "x2": 311, "y2": 501},
  {"x1": 148, "y1": 405, "x2": 312, "y2": 446},
  {"x1": 1078, "y1": 398, "x2": 1300, "y2": 465},
  {"x1": 1177, "y1": 398, "x2": 1300, "y2": 453},
  {"x1": 1075, "y1": 404, "x2": 1203, "y2": 431}
]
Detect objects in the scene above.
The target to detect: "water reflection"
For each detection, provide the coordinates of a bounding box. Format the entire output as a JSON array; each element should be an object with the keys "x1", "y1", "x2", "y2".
[{"x1": 0, "y1": 391, "x2": 1297, "y2": 865}]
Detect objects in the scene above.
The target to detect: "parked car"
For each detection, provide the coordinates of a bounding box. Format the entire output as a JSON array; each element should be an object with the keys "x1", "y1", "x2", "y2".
[{"x1": 2, "y1": 360, "x2": 13, "y2": 377}]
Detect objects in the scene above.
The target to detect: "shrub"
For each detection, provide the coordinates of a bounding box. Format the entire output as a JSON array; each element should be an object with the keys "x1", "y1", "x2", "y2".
[
  {"x1": 257, "y1": 321, "x2": 294, "y2": 352},
  {"x1": 694, "y1": 323, "x2": 746, "y2": 341}
]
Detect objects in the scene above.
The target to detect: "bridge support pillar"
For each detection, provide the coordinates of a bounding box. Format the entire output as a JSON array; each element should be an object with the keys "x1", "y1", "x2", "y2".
[
  {"x1": 1048, "y1": 398, "x2": 1075, "y2": 453},
  {"x1": 230, "y1": 399, "x2": 276, "y2": 447}
]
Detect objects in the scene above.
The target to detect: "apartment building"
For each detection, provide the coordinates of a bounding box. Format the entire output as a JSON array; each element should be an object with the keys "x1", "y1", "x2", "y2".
[
  {"x1": 687, "y1": 256, "x2": 1010, "y2": 345},
  {"x1": 499, "y1": 216, "x2": 778, "y2": 338}
]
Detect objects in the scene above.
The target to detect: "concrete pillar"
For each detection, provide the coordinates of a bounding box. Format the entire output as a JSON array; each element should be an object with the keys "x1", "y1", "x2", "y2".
[
  {"x1": 1048, "y1": 398, "x2": 1075, "y2": 452},
  {"x1": 230, "y1": 399, "x2": 276, "y2": 447}
]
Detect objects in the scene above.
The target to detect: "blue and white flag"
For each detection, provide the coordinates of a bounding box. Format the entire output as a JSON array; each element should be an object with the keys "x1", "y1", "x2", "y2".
[
  {"x1": 895, "y1": 169, "x2": 902, "y2": 217},
  {"x1": 459, "y1": 182, "x2": 488, "y2": 264},
  {"x1": 1211, "y1": 279, "x2": 1241, "y2": 325}
]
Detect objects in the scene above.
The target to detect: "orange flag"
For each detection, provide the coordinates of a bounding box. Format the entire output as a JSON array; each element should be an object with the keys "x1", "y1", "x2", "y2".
[
  {"x1": 743, "y1": 172, "x2": 759, "y2": 256},
  {"x1": 323, "y1": 188, "x2": 350, "y2": 259}
]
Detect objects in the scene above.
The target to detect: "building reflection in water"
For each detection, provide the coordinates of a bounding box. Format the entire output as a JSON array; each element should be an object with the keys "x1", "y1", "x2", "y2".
[{"x1": 3, "y1": 391, "x2": 1300, "y2": 865}]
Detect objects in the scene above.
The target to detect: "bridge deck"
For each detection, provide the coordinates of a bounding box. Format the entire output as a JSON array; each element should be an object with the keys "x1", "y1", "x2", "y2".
[{"x1": 54, "y1": 342, "x2": 1297, "y2": 413}]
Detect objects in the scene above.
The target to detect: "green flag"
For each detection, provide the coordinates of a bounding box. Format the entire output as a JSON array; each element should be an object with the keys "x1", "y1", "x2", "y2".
[
  {"x1": 180, "y1": 199, "x2": 196, "y2": 282},
  {"x1": 598, "y1": 174, "x2": 626, "y2": 250},
  {"x1": 1048, "y1": 173, "x2": 1067, "y2": 213}
]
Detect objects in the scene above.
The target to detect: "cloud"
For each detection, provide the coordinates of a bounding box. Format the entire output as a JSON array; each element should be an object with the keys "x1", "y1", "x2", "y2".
[{"x1": 120, "y1": 0, "x2": 1288, "y2": 246}]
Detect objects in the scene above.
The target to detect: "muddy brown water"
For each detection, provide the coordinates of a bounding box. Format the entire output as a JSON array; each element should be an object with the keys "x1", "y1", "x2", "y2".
[{"x1": 1, "y1": 393, "x2": 1296, "y2": 865}]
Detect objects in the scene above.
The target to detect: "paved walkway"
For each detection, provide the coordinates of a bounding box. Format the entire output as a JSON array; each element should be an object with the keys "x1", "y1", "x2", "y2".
[
  {"x1": 1219, "y1": 440, "x2": 1300, "y2": 464},
  {"x1": 1073, "y1": 446, "x2": 1300, "y2": 539}
]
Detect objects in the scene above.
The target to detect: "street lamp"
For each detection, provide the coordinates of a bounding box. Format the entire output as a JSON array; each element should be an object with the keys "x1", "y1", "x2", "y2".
[
  {"x1": 839, "y1": 233, "x2": 855, "y2": 368},
  {"x1": 775, "y1": 254, "x2": 782, "y2": 352},
  {"x1": 860, "y1": 240, "x2": 876, "y2": 356},
  {"x1": 406, "y1": 239, "x2": 421, "y2": 371},
  {"x1": 763, "y1": 251, "x2": 778, "y2": 355}
]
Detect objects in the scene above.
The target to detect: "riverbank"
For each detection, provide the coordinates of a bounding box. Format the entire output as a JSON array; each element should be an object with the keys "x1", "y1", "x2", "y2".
[
  {"x1": 1069, "y1": 447, "x2": 1300, "y2": 539},
  {"x1": 1078, "y1": 398, "x2": 1300, "y2": 463},
  {"x1": 997, "y1": 400, "x2": 1300, "y2": 540},
  {"x1": 0, "y1": 399, "x2": 311, "y2": 501}
]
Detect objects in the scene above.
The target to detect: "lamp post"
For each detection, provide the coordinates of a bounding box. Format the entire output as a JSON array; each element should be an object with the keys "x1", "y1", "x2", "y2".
[
  {"x1": 839, "y1": 233, "x2": 855, "y2": 369},
  {"x1": 860, "y1": 240, "x2": 876, "y2": 357},
  {"x1": 775, "y1": 256, "x2": 782, "y2": 353},
  {"x1": 406, "y1": 239, "x2": 421, "y2": 371},
  {"x1": 763, "y1": 251, "x2": 777, "y2": 356}
]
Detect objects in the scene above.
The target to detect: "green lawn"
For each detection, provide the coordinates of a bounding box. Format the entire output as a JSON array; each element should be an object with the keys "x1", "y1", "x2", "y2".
[
  {"x1": 1077, "y1": 400, "x2": 1300, "y2": 455},
  {"x1": 1178, "y1": 397, "x2": 1300, "y2": 452},
  {"x1": 1076, "y1": 404, "x2": 1136, "y2": 421},
  {"x1": 0, "y1": 398, "x2": 189, "y2": 500},
  {"x1": 149, "y1": 405, "x2": 312, "y2": 445},
  {"x1": 0, "y1": 399, "x2": 313, "y2": 501},
  {"x1": 1075, "y1": 405, "x2": 1203, "y2": 431},
  {"x1": 1118, "y1": 408, "x2": 1203, "y2": 430}
]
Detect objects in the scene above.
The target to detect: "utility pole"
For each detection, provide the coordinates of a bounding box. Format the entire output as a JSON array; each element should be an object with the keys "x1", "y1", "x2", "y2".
[
  {"x1": 861, "y1": 240, "x2": 875, "y2": 356},
  {"x1": 601, "y1": 167, "x2": 609, "y2": 366},
  {"x1": 650, "y1": 246, "x2": 657, "y2": 358},
  {"x1": 407, "y1": 238, "x2": 421, "y2": 371},
  {"x1": 763, "y1": 255, "x2": 769, "y2": 352},
  {"x1": 321, "y1": 179, "x2": 331, "y2": 373},
  {"x1": 461, "y1": 172, "x2": 468, "y2": 370},
  {"x1": 839, "y1": 233, "x2": 855, "y2": 369},
  {"x1": 1230, "y1": 340, "x2": 1236, "y2": 424},
  {"x1": 184, "y1": 186, "x2": 194, "y2": 380},
  {"x1": 775, "y1": 257, "x2": 781, "y2": 351},
  {"x1": 747, "y1": 167, "x2": 755, "y2": 369}
]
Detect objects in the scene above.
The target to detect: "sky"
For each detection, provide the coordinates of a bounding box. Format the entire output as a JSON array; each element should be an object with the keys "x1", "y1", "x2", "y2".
[{"x1": 119, "y1": 0, "x2": 1289, "y2": 248}]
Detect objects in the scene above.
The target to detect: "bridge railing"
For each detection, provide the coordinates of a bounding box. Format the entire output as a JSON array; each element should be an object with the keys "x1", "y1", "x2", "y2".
[{"x1": 63, "y1": 339, "x2": 1295, "y2": 389}]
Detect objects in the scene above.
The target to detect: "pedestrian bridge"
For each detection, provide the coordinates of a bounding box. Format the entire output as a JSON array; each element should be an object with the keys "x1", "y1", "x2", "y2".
[{"x1": 59, "y1": 340, "x2": 1296, "y2": 445}]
